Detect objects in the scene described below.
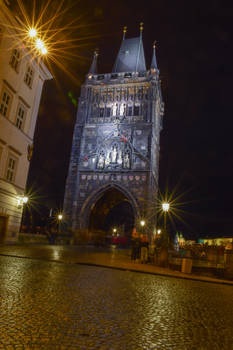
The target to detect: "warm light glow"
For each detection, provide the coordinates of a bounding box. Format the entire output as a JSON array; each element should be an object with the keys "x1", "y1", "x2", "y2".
[
  {"x1": 22, "y1": 196, "x2": 28, "y2": 204},
  {"x1": 113, "y1": 228, "x2": 117, "y2": 233},
  {"x1": 157, "y1": 229, "x2": 161, "y2": 234},
  {"x1": 162, "y1": 202, "x2": 170, "y2": 212},
  {"x1": 41, "y1": 46, "x2": 48, "y2": 55},
  {"x1": 140, "y1": 220, "x2": 145, "y2": 227},
  {"x1": 28, "y1": 28, "x2": 37, "y2": 38},
  {"x1": 35, "y1": 38, "x2": 45, "y2": 51},
  {"x1": 58, "y1": 214, "x2": 63, "y2": 220},
  {"x1": 17, "y1": 195, "x2": 28, "y2": 208}
]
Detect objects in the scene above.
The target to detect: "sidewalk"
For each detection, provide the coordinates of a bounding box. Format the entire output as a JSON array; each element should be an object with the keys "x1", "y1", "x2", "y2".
[{"x1": 71, "y1": 248, "x2": 233, "y2": 286}]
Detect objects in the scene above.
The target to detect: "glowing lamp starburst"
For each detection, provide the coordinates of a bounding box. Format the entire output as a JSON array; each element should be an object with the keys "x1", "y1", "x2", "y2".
[
  {"x1": 162, "y1": 202, "x2": 170, "y2": 212},
  {"x1": 28, "y1": 28, "x2": 37, "y2": 38},
  {"x1": 35, "y1": 38, "x2": 45, "y2": 51},
  {"x1": 41, "y1": 46, "x2": 48, "y2": 55}
]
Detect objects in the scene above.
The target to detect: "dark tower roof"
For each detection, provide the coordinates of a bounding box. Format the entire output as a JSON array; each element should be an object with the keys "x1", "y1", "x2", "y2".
[
  {"x1": 112, "y1": 24, "x2": 146, "y2": 73},
  {"x1": 89, "y1": 51, "x2": 98, "y2": 74},
  {"x1": 150, "y1": 42, "x2": 158, "y2": 70}
]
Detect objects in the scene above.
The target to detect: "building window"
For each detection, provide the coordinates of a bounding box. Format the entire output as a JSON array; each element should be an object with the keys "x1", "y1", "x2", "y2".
[
  {"x1": 15, "y1": 104, "x2": 26, "y2": 130},
  {"x1": 0, "y1": 147, "x2": 3, "y2": 165},
  {"x1": 10, "y1": 48, "x2": 21, "y2": 72},
  {"x1": 0, "y1": 88, "x2": 12, "y2": 117},
  {"x1": 24, "y1": 65, "x2": 34, "y2": 88},
  {"x1": 6, "y1": 155, "x2": 17, "y2": 183}
]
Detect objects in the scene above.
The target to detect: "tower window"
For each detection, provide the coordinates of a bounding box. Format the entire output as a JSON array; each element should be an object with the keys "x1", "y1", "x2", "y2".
[
  {"x1": 111, "y1": 74, "x2": 118, "y2": 80},
  {"x1": 134, "y1": 105, "x2": 140, "y2": 116},
  {"x1": 0, "y1": 88, "x2": 12, "y2": 117},
  {"x1": 127, "y1": 106, "x2": 133, "y2": 116},
  {"x1": 99, "y1": 107, "x2": 104, "y2": 117},
  {"x1": 24, "y1": 65, "x2": 34, "y2": 88},
  {"x1": 106, "y1": 107, "x2": 111, "y2": 117},
  {"x1": 10, "y1": 48, "x2": 21, "y2": 72}
]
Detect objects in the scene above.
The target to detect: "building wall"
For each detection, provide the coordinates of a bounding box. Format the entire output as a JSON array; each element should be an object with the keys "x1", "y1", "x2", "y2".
[{"x1": 0, "y1": 0, "x2": 52, "y2": 242}]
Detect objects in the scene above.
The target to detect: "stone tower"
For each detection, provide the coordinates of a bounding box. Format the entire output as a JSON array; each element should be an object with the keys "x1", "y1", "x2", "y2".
[{"x1": 64, "y1": 25, "x2": 164, "y2": 237}]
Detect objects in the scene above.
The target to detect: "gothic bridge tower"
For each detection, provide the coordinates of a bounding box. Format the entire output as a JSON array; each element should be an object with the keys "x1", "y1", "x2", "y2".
[{"x1": 64, "y1": 25, "x2": 164, "y2": 237}]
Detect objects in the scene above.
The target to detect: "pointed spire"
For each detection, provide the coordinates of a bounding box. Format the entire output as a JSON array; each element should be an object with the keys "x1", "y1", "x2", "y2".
[
  {"x1": 140, "y1": 22, "x2": 144, "y2": 38},
  {"x1": 151, "y1": 40, "x2": 158, "y2": 70},
  {"x1": 123, "y1": 26, "x2": 127, "y2": 40},
  {"x1": 88, "y1": 50, "x2": 98, "y2": 75}
]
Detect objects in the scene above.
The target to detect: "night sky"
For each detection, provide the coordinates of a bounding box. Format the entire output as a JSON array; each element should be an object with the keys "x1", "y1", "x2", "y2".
[{"x1": 25, "y1": 0, "x2": 233, "y2": 237}]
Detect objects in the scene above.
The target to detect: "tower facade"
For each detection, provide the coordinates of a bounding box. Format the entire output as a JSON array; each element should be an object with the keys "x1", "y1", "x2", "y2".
[{"x1": 64, "y1": 28, "x2": 164, "y2": 237}]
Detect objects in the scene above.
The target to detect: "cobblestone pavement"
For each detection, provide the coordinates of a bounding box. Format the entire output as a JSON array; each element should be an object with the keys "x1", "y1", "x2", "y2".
[{"x1": 0, "y1": 246, "x2": 233, "y2": 349}]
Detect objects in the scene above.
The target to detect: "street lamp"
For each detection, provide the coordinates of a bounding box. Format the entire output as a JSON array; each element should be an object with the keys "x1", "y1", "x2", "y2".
[
  {"x1": 17, "y1": 195, "x2": 28, "y2": 209},
  {"x1": 140, "y1": 220, "x2": 145, "y2": 227},
  {"x1": 28, "y1": 28, "x2": 37, "y2": 38},
  {"x1": 162, "y1": 202, "x2": 170, "y2": 212},
  {"x1": 57, "y1": 214, "x2": 63, "y2": 234},
  {"x1": 162, "y1": 202, "x2": 170, "y2": 244}
]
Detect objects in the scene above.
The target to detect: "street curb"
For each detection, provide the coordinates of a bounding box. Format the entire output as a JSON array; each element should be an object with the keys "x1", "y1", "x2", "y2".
[
  {"x1": 0, "y1": 253, "x2": 232, "y2": 286},
  {"x1": 74, "y1": 262, "x2": 233, "y2": 286}
]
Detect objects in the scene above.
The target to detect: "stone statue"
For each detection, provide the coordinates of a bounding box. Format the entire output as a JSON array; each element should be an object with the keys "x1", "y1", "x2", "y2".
[
  {"x1": 106, "y1": 151, "x2": 111, "y2": 166},
  {"x1": 112, "y1": 103, "x2": 117, "y2": 116},
  {"x1": 118, "y1": 150, "x2": 122, "y2": 165},
  {"x1": 97, "y1": 153, "x2": 105, "y2": 169},
  {"x1": 123, "y1": 152, "x2": 130, "y2": 168},
  {"x1": 120, "y1": 103, "x2": 125, "y2": 116},
  {"x1": 111, "y1": 146, "x2": 118, "y2": 163}
]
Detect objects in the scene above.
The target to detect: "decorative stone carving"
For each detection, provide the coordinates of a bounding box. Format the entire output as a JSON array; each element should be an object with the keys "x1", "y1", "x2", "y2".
[{"x1": 97, "y1": 151, "x2": 105, "y2": 169}]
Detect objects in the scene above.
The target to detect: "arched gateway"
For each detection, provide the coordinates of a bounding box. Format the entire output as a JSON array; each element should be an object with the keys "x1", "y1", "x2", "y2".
[
  {"x1": 63, "y1": 26, "x2": 164, "y2": 240},
  {"x1": 79, "y1": 184, "x2": 139, "y2": 232}
]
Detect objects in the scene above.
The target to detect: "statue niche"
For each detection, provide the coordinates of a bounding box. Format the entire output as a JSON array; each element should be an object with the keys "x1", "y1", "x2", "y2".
[
  {"x1": 123, "y1": 149, "x2": 131, "y2": 169},
  {"x1": 97, "y1": 150, "x2": 105, "y2": 169}
]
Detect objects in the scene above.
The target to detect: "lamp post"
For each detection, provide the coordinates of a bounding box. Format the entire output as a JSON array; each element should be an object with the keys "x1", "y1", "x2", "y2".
[
  {"x1": 162, "y1": 202, "x2": 170, "y2": 245},
  {"x1": 57, "y1": 214, "x2": 63, "y2": 234}
]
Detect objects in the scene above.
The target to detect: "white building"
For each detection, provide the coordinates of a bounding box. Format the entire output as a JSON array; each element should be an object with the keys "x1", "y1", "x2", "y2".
[{"x1": 0, "y1": 0, "x2": 52, "y2": 243}]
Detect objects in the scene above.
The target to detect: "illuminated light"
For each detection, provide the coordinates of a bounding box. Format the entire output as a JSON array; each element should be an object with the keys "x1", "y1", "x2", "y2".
[
  {"x1": 17, "y1": 195, "x2": 28, "y2": 208},
  {"x1": 157, "y1": 229, "x2": 161, "y2": 234},
  {"x1": 113, "y1": 228, "x2": 117, "y2": 233},
  {"x1": 58, "y1": 214, "x2": 63, "y2": 220},
  {"x1": 35, "y1": 38, "x2": 45, "y2": 51},
  {"x1": 41, "y1": 46, "x2": 48, "y2": 55},
  {"x1": 28, "y1": 28, "x2": 37, "y2": 38},
  {"x1": 162, "y1": 202, "x2": 170, "y2": 212},
  {"x1": 22, "y1": 196, "x2": 28, "y2": 204},
  {"x1": 140, "y1": 220, "x2": 145, "y2": 227}
]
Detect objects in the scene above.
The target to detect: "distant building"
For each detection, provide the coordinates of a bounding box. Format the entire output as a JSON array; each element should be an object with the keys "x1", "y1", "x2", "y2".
[
  {"x1": 198, "y1": 236, "x2": 233, "y2": 247},
  {"x1": 64, "y1": 25, "x2": 164, "y2": 239},
  {"x1": 0, "y1": 0, "x2": 52, "y2": 243}
]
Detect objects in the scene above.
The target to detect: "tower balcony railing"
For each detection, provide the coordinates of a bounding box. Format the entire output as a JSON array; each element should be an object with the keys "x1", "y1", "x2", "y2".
[
  {"x1": 89, "y1": 114, "x2": 145, "y2": 124},
  {"x1": 86, "y1": 70, "x2": 157, "y2": 84}
]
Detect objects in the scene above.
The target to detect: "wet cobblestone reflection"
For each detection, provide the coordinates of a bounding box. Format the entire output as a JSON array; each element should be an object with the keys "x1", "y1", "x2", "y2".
[{"x1": 0, "y1": 253, "x2": 232, "y2": 349}]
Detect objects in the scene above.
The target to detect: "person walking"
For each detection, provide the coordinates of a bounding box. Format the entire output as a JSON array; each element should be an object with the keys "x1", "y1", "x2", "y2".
[
  {"x1": 140, "y1": 234, "x2": 149, "y2": 263},
  {"x1": 131, "y1": 228, "x2": 141, "y2": 263}
]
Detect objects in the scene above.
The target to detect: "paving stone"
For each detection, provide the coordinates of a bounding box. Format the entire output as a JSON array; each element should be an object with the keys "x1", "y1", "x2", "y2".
[{"x1": 0, "y1": 246, "x2": 232, "y2": 349}]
